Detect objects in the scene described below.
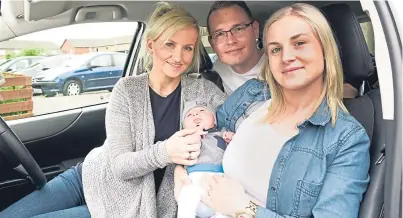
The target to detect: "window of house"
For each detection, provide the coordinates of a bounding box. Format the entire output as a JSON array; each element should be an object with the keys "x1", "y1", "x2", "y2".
[{"x1": 0, "y1": 22, "x2": 139, "y2": 121}]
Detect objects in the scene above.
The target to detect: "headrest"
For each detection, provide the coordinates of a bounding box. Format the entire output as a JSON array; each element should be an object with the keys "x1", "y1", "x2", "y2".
[
  {"x1": 321, "y1": 4, "x2": 375, "y2": 90},
  {"x1": 199, "y1": 44, "x2": 213, "y2": 73}
]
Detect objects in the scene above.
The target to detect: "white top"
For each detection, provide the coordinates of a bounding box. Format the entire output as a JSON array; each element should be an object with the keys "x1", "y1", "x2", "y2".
[
  {"x1": 213, "y1": 55, "x2": 265, "y2": 95},
  {"x1": 223, "y1": 100, "x2": 290, "y2": 206}
]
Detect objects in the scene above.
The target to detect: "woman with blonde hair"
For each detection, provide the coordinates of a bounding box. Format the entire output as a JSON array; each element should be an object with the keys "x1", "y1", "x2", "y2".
[
  {"x1": 176, "y1": 3, "x2": 370, "y2": 218},
  {"x1": 0, "y1": 2, "x2": 226, "y2": 218}
]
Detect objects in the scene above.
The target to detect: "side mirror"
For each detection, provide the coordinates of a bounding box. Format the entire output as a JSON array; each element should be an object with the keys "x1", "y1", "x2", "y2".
[
  {"x1": 5, "y1": 68, "x2": 12, "y2": 72},
  {"x1": 88, "y1": 65, "x2": 99, "y2": 70}
]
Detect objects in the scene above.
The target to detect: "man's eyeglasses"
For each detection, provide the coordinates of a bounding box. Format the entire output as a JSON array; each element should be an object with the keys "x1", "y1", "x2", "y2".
[{"x1": 209, "y1": 21, "x2": 254, "y2": 44}]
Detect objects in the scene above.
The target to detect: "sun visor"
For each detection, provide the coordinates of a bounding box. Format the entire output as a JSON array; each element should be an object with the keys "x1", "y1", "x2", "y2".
[
  {"x1": 0, "y1": 16, "x2": 15, "y2": 40},
  {"x1": 75, "y1": 5, "x2": 124, "y2": 22},
  {"x1": 23, "y1": 0, "x2": 70, "y2": 21}
]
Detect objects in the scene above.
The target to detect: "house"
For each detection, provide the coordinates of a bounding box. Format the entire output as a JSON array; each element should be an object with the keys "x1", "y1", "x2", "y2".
[
  {"x1": 60, "y1": 35, "x2": 133, "y2": 54},
  {"x1": 0, "y1": 40, "x2": 60, "y2": 59}
]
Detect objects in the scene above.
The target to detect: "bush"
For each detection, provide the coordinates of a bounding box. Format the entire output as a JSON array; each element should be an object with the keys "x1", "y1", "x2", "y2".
[{"x1": 5, "y1": 48, "x2": 46, "y2": 60}]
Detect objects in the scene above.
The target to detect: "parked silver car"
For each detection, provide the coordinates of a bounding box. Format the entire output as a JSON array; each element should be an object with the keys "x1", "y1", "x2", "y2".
[
  {"x1": 18, "y1": 54, "x2": 74, "y2": 77},
  {"x1": 0, "y1": 56, "x2": 44, "y2": 73}
]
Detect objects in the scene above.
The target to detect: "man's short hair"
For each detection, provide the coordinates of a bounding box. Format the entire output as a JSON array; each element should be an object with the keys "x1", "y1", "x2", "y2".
[{"x1": 207, "y1": 1, "x2": 253, "y2": 34}]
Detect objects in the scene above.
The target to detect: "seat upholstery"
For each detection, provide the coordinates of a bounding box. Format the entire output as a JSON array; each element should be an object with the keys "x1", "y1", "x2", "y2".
[
  {"x1": 321, "y1": 3, "x2": 375, "y2": 91},
  {"x1": 198, "y1": 45, "x2": 225, "y2": 92},
  {"x1": 321, "y1": 3, "x2": 384, "y2": 218}
]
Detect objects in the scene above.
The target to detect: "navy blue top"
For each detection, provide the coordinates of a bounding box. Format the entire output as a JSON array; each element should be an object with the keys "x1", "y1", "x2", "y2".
[{"x1": 149, "y1": 83, "x2": 181, "y2": 192}]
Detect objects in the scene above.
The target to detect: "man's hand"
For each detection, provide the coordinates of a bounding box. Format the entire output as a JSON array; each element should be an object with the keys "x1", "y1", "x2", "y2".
[{"x1": 223, "y1": 131, "x2": 235, "y2": 144}]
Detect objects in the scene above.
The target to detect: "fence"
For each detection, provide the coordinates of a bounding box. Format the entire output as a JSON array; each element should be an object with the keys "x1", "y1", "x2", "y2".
[{"x1": 0, "y1": 73, "x2": 33, "y2": 121}]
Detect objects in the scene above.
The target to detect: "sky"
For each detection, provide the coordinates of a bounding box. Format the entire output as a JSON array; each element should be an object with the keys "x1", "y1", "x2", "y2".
[{"x1": 15, "y1": 22, "x2": 138, "y2": 46}]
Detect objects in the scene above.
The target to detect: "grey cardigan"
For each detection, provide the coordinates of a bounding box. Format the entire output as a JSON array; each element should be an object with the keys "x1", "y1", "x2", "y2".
[{"x1": 82, "y1": 73, "x2": 226, "y2": 218}]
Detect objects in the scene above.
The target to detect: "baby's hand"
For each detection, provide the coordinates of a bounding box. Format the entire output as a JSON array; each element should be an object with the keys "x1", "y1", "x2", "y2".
[{"x1": 223, "y1": 131, "x2": 235, "y2": 144}]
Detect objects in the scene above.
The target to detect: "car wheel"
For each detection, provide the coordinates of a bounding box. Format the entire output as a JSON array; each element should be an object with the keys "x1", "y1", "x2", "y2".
[{"x1": 63, "y1": 80, "x2": 82, "y2": 96}]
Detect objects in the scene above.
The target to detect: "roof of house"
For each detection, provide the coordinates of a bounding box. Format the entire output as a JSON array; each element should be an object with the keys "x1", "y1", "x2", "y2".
[
  {"x1": 63, "y1": 35, "x2": 133, "y2": 48},
  {"x1": 0, "y1": 40, "x2": 59, "y2": 49}
]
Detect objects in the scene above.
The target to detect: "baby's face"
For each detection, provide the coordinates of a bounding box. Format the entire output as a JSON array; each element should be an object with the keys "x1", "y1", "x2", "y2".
[{"x1": 183, "y1": 106, "x2": 215, "y2": 130}]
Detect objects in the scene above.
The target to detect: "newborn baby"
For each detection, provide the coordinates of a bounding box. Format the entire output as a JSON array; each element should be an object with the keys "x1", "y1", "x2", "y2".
[{"x1": 177, "y1": 100, "x2": 234, "y2": 218}]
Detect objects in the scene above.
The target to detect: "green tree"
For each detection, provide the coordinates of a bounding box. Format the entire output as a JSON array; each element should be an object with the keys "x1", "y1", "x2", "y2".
[
  {"x1": 5, "y1": 48, "x2": 47, "y2": 60},
  {"x1": 5, "y1": 51, "x2": 17, "y2": 60},
  {"x1": 21, "y1": 48, "x2": 44, "y2": 56}
]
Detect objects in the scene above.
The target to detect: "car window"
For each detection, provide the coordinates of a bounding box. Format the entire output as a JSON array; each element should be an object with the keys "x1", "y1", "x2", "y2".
[
  {"x1": 10, "y1": 59, "x2": 30, "y2": 71},
  {"x1": 0, "y1": 22, "x2": 139, "y2": 121},
  {"x1": 360, "y1": 21, "x2": 374, "y2": 54},
  {"x1": 113, "y1": 54, "x2": 127, "y2": 68},
  {"x1": 89, "y1": 55, "x2": 112, "y2": 67},
  {"x1": 200, "y1": 27, "x2": 215, "y2": 54},
  {"x1": 29, "y1": 58, "x2": 43, "y2": 66}
]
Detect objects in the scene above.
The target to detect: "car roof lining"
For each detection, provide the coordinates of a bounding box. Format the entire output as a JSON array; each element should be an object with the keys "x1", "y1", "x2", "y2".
[{"x1": 0, "y1": 1, "x2": 367, "y2": 42}]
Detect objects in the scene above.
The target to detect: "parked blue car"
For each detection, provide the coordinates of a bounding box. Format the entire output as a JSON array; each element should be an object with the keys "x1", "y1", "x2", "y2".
[{"x1": 32, "y1": 52, "x2": 127, "y2": 96}]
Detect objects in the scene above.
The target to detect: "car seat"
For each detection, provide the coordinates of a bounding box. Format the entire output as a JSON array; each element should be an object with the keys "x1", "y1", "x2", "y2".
[{"x1": 321, "y1": 3, "x2": 385, "y2": 218}]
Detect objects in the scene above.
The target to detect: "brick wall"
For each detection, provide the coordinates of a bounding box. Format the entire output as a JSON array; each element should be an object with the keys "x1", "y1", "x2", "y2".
[{"x1": 61, "y1": 40, "x2": 89, "y2": 54}]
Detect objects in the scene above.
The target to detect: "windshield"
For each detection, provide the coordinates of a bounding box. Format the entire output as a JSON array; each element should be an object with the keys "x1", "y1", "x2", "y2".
[
  {"x1": 27, "y1": 62, "x2": 40, "y2": 68},
  {"x1": 25, "y1": 55, "x2": 73, "y2": 69}
]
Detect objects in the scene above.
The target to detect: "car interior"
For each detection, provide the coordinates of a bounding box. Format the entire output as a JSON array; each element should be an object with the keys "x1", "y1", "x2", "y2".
[{"x1": 0, "y1": 1, "x2": 401, "y2": 217}]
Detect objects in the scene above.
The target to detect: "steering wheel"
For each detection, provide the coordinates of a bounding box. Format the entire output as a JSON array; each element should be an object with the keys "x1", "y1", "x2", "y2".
[{"x1": 0, "y1": 117, "x2": 47, "y2": 189}]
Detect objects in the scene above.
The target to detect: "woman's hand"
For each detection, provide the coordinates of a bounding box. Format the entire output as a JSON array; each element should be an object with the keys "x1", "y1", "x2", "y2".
[
  {"x1": 174, "y1": 165, "x2": 192, "y2": 202},
  {"x1": 201, "y1": 175, "x2": 250, "y2": 217},
  {"x1": 165, "y1": 128, "x2": 204, "y2": 165}
]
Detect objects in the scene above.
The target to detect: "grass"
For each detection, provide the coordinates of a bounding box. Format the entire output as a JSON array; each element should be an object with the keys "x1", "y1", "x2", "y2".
[
  {"x1": 0, "y1": 85, "x2": 24, "y2": 91},
  {"x1": 1, "y1": 111, "x2": 29, "y2": 117}
]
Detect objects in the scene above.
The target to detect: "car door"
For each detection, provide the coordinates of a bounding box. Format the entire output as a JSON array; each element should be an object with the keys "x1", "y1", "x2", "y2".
[
  {"x1": 84, "y1": 54, "x2": 114, "y2": 91},
  {"x1": 0, "y1": 20, "x2": 141, "y2": 210}
]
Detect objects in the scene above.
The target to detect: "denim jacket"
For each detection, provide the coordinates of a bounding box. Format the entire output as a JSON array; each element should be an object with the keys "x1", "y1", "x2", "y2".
[
  {"x1": 217, "y1": 79, "x2": 271, "y2": 132},
  {"x1": 216, "y1": 79, "x2": 370, "y2": 218}
]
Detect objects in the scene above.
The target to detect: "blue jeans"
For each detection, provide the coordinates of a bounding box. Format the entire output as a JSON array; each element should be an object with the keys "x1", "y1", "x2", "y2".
[{"x1": 0, "y1": 163, "x2": 90, "y2": 218}]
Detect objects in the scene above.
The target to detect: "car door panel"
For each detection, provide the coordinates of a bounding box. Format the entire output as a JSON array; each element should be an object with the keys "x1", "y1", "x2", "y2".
[
  {"x1": 8, "y1": 109, "x2": 82, "y2": 142},
  {"x1": 105, "y1": 66, "x2": 123, "y2": 89},
  {"x1": 86, "y1": 66, "x2": 115, "y2": 90},
  {"x1": 85, "y1": 55, "x2": 114, "y2": 90},
  {"x1": 0, "y1": 104, "x2": 107, "y2": 210}
]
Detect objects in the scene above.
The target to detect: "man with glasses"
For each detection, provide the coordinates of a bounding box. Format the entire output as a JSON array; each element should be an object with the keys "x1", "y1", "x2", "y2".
[{"x1": 207, "y1": 1, "x2": 264, "y2": 95}]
